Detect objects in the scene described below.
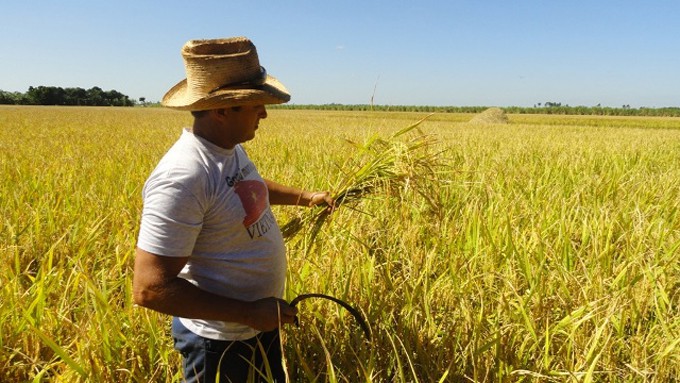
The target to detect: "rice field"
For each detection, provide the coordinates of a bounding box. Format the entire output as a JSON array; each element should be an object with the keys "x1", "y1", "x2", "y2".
[{"x1": 1, "y1": 105, "x2": 679, "y2": 382}]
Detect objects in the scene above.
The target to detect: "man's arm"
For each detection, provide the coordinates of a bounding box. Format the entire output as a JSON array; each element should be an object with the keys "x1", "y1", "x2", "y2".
[
  {"x1": 132, "y1": 247, "x2": 297, "y2": 332},
  {"x1": 264, "y1": 179, "x2": 334, "y2": 208}
]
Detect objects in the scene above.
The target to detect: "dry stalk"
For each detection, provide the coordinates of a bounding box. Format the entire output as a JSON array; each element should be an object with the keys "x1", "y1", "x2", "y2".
[{"x1": 281, "y1": 114, "x2": 445, "y2": 251}]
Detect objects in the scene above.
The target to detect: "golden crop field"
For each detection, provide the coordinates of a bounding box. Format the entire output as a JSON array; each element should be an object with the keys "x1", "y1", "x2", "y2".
[{"x1": 1, "y1": 105, "x2": 679, "y2": 382}]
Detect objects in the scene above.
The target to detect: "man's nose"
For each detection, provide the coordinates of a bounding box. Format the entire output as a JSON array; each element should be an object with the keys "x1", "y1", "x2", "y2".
[{"x1": 258, "y1": 105, "x2": 267, "y2": 119}]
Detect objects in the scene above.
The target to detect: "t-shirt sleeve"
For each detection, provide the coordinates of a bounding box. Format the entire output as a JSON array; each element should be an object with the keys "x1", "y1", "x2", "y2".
[{"x1": 137, "y1": 175, "x2": 205, "y2": 257}]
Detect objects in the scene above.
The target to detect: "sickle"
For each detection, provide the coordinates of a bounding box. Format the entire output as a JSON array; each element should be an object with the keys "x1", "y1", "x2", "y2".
[{"x1": 290, "y1": 293, "x2": 371, "y2": 341}]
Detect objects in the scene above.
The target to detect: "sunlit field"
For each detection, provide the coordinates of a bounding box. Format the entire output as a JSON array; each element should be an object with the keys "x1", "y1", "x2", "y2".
[{"x1": 1, "y1": 106, "x2": 679, "y2": 382}]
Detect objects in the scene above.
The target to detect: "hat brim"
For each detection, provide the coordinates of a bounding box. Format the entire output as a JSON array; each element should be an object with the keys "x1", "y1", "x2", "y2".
[{"x1": 161, "y1": 74, "x2": 290, "y2": 111}]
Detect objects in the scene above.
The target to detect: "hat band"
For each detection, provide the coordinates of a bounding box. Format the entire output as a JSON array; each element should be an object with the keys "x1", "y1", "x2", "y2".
[{"x1": 209, "y1": 66, "x2": 267, "y2": 94}]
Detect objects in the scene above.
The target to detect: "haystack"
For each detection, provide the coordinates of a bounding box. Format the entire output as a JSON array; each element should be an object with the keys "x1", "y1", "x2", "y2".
[{"x1": 469, "y1": 107, "x2": 508, "y2": 124}]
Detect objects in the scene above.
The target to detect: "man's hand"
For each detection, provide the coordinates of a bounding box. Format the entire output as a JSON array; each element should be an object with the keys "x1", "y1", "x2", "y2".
[
  {"x1": 308, "y1": 191, "x2": 335, "y2": 213},
  {"x1": 264, "y1": 179, "x2": 336, "y2": 212},
  {"x1": 245, "y1": 297, "x2": 298, "y2": 332}
]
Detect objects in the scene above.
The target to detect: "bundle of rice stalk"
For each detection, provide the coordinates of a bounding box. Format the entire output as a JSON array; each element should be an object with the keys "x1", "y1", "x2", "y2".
[
  {"x1": 468, "y1": 107, "x2": 508, "y2": 124},
  {"x1": 281, "y1": 114, "x2": 445, "y2": 250}
]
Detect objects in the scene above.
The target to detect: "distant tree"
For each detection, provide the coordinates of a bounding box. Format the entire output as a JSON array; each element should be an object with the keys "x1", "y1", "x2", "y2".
[
  {"x1": 0, "y1": 90, "x2": 12, "y2": 104},
  {"x1": 0, "y1": 90, "x2": 24, "y2": 104},
  {"x1": 86, "y1": 87, "x2": 104, "y2": 106},
  {"x1": 64, "y1": 87, "x2": 88, "y2": 105},
  {"x1": 26, "y1": 86, "x2": 67, "y2": 105},
  {"x1": 103, "y1": 89, "x2": 125, "y2": 106}
]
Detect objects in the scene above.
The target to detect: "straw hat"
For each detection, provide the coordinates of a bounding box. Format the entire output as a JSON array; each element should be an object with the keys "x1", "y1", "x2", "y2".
[{"x1": 161, "y1": 37, "x2": 290, "y2": 111}]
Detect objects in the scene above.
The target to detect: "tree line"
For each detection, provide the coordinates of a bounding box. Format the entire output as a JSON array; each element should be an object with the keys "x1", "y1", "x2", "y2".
[
  {"x1": 2, "y1": 88, "x2": 678, "y2": 117},
  {"x1": 273, "y1": 103, "x2": 680, "y2": 117},
  {"x1": 0, "y1": 86, "x2": 136, "y2": 107}
]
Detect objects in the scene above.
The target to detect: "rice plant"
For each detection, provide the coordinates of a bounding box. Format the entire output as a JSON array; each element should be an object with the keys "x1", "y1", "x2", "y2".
[{"x1": 1, "y1": 106, "x2": 679, "y2": 382}]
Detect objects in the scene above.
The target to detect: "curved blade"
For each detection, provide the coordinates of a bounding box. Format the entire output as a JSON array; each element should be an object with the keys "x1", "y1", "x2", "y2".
[{"x1": 290, "y1": 293, "x2": 371, "y2": 341}]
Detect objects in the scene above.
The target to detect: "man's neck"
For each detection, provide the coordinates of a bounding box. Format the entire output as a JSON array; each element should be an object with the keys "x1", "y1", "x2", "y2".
[{"x1": 192, "y1": 115, "x2": 235, "y2": 149}]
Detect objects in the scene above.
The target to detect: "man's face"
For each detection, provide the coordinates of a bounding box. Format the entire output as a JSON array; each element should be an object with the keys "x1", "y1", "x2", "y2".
[{"x1": 224, "y1": 104, "x2": 267, "y2": 144}]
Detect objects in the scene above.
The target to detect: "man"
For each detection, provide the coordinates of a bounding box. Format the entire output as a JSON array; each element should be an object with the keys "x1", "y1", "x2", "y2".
[{"x1": 133, "y1": 37, "x2": 333, "y2": 382}]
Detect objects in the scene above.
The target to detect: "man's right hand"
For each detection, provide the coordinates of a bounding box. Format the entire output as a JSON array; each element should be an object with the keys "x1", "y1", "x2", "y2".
[{"x1": 245, "y1": 297, "x2": 298, "y2": 332}]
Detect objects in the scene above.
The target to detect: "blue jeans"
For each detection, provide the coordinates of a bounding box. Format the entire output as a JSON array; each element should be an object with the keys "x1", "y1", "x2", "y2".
[{"x1": 172, "y1": 317, "x2": 286, "y2": 383}]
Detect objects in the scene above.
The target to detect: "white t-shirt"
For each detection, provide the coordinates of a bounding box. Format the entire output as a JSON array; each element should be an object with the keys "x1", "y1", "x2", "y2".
[{"x1": 137, "y1": 128, "x2": 286, "y2": 340}]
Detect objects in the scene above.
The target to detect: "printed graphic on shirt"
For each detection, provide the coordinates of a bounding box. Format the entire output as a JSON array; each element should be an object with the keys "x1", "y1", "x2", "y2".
[
  {"x1": 246, "y1": 210, "x2": 277, "y2": 239},
  {"x1": 233, "y1": 180, "x2": 271, "y2": 239},
  {"x1": 226, "y1": 162, "x2": 256, "y2": 187}
]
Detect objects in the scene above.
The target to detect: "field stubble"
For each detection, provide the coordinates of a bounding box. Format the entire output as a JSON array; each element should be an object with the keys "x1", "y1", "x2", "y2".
[{"x1": 1, "y1": 106, "x2": 679, "y2": 382}]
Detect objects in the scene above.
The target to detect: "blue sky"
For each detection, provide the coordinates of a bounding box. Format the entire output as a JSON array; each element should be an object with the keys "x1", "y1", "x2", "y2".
[{"x1": 2, "y1": 1, "x2": 679, "y2": 107}]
